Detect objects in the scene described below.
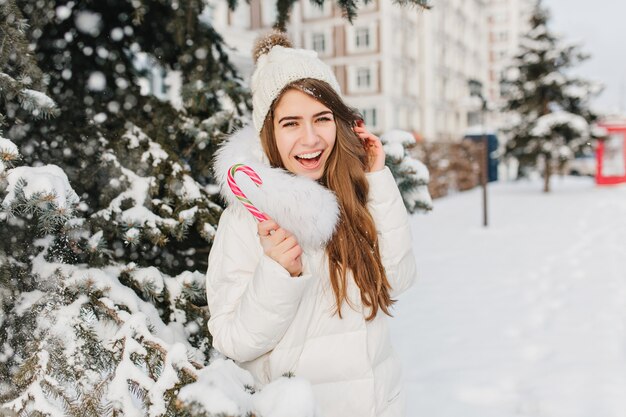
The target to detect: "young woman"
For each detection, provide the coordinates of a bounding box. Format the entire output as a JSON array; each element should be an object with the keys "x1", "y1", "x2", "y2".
[{"x1": 207, "y1": 32, "x2": 417, "y2": 417}]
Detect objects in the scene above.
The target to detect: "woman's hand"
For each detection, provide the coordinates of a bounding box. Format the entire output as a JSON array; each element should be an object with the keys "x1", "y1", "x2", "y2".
[
  {"x1": 353, "y1": 120, "x2": 385, "y2": 173},
  {"x1": 258, "y1": 218, "x2": 303, "y2": 277}
]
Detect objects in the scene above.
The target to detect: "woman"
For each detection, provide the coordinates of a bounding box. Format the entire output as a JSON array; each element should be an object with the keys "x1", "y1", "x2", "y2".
[{"x1": 207, "y1": 32, "x2": 417, "y2": 417}]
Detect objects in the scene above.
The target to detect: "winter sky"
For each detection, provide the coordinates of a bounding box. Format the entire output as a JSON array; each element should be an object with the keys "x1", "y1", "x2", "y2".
[{"x1": 544, "y1": 0, "x2": 626, "y2": 114}]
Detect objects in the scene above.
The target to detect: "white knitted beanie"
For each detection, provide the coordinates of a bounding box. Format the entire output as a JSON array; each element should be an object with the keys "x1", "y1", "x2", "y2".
[{"x1": 251, "y1": 32, "x2": 342, "y2": 135}]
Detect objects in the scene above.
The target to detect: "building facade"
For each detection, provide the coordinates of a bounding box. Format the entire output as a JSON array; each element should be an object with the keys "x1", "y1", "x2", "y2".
[
  {"x1": 485, "y1": 0, "x2": 535, "y2": 109},
  {"x1": 423, "y1": 0, "x2": 488, "y2": 140}
]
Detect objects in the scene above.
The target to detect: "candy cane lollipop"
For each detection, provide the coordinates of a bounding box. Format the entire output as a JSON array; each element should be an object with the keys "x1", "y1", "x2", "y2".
[{"x1": 227, "y1": 164, "x2": 269, "y2": 222}]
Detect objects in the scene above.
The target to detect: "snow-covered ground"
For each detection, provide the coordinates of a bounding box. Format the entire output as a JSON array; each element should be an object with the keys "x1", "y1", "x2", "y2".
[{"x1": 391, "y1": 176, "x2": 626, "y2": 417}]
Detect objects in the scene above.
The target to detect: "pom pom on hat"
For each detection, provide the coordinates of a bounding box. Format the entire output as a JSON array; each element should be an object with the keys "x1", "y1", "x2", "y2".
[
  {"x1": 252, "y1": 31, "x2": 293, "y2": 64},
  {"x1": 250, "y1": 31, "x2": 342, "y2": 135}
]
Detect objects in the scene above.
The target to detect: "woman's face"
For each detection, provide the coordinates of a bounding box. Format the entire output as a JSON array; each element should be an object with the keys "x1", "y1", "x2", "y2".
[{"x1": 272, "y1": 89, "x2": 337, "y2": 180}]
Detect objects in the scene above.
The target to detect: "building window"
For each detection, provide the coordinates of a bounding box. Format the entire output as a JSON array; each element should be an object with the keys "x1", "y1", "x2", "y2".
[
  {"x1": 356, "y1": 67, "x2": 371, "y2": 88},
  {"x1": 348, "y1": 64, "x2": 377, "y2": 93},
  {"x1": 361, "y1": 108, "x2": 378, "y2": 127},
  {"x1": 346, "y1": 23, "x2": 377, "y2": 54},
  {"x1": 312, "y1": 32, "x2": 326, "y2": 54},
  {"x1": 355, "y1": 27, "x2": 370, "y2": 49}
]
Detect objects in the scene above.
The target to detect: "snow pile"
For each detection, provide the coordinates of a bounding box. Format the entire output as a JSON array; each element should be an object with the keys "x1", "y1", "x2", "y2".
[
  {"x1": 253, "y1": 376, "x2": 321, "y2": 417},
  {"x1": 179, "y1": 359, "x2": 321, "y2": 417},
  {"x1": 179, "y1": 358, "x2": 254, "y2": 415}
]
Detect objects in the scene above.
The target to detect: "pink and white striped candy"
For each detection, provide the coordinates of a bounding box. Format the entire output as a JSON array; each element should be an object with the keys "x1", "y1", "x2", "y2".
[{"x1": 227, "y1": 164, "x2": 269, "y2": 222}]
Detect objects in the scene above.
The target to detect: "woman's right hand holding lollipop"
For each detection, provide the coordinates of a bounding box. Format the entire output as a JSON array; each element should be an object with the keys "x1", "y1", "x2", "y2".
[{"x1": 258, "y1": 218, "x2": 303, "y2": 277}]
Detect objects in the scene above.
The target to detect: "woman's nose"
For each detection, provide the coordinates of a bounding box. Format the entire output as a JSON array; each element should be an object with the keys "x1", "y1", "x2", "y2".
[{"x1": 301, "y1": 123, "x2": 320, "y2": 146}]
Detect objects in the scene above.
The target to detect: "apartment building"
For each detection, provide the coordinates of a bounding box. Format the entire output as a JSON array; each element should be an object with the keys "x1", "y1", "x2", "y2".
[
  {"x1": 485, "y1": 0, "x2": 535, "y2": 107},
  {"x1": 423, "y1": 0, "x2": 489, "y2": 140}
]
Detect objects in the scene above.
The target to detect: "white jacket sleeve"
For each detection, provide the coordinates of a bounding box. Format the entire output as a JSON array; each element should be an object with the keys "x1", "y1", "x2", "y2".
[
  {"x1": 205, "y1": 208, "x2": 312, "y2": 363},
  {"x1": 366, "y1": 167, "x2": 417, "y2": 297}
]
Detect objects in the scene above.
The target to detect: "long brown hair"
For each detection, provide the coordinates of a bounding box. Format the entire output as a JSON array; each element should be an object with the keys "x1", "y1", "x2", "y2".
[{"x1": 259, "y1": 78, "x2": 395, "y2": 321}]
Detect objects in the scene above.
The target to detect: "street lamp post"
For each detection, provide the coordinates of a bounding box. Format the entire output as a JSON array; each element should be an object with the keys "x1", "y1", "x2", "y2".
[{"x1": 468, "y1": 79, "x2": 489, "y2": 227}]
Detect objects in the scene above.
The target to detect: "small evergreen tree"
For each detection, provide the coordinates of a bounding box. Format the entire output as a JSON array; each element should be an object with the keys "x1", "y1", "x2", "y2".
[
  {"x1": 380, "y1": 130, "x2": 432, "y2": 213},
  {"x1": 501, "y1": 1, "x2": 601, "y2": 192}
]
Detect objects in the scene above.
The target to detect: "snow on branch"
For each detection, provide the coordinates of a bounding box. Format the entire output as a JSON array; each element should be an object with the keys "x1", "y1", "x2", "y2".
[
  {"x1": 95, "y1": 150, "x2": 177, "y2": 228},
  {"x1": 541, "y1": 72, "x2": 566, "y2": 86},
  {"x1": 18, "y1": 89, "x2": 60, "y2": 118},
  {"x1": 531, "y1": 111, "x2": 589, "y2": 137},
  {"x1": 2, "y1": 165, "x2": 79, "y2": 230},
  {"x1": 0, "y1": 137, "x2": 20, "y2": 173}
]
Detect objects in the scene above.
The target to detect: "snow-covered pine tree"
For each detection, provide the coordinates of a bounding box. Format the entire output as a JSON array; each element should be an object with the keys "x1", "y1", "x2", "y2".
[
  {"x1": 500, "y1": 1, "x2": 601, "y2": 192},
  {"x1": 380, "y1": 130, "x2": 432, "y2": 213},
  {"x1": 0, "y1": 0, "x2": 68, "y2": 400},
  {"x1": 1, "y1": 0, "x2": 251, "y2": 415}
]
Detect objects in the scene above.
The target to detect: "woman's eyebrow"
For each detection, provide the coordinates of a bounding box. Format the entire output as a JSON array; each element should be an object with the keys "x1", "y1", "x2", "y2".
[
  {"x1": 278, "y1": 115, "x2": 301, "y2": 123},
  {"x1": 278, "y1": 110, "x2": 333, "y2": 124}
]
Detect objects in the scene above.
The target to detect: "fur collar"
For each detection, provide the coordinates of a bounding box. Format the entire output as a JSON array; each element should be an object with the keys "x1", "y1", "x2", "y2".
[{"x1": 213, "y1": 126, "x2": 339, "y2": 250}]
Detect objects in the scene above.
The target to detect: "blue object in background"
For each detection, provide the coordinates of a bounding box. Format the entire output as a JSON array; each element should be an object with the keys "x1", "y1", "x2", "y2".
[{"x1": 464, "y1": 134, "x2": 499, "y2": 182}]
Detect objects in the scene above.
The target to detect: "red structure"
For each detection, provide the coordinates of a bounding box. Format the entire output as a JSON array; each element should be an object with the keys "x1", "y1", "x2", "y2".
[{"x1": 596, "y1": 121, "x2": 626, "y2": 185}]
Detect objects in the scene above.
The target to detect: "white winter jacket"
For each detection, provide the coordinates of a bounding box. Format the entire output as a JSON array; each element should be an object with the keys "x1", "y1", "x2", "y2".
[{"x1": 206, "y1": 127, "x2": 417, "y2": 417}]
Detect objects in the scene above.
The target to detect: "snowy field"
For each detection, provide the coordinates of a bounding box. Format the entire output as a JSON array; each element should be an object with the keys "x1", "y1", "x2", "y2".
[{"x1": 391, "y1": 177, "x2": 626, "y2": 417}]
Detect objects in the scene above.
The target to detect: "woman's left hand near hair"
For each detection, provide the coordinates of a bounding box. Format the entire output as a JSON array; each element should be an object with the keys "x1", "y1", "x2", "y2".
[{"x1": 353, "y1": 121, "x2": 385, "y2": 172}]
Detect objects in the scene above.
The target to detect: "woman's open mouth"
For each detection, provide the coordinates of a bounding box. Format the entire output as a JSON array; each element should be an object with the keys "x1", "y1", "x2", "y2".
[{"x1": 295, "y1": 150, "x2": 323, "y2": 169}]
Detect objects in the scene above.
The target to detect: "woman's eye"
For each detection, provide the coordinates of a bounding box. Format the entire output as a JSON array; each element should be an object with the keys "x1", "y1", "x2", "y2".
[
  {"x1": 316, "y1": 117, "x2": 332, "y2": 123},
  {"x1": 282, "y1": 121, "x2": 297, "y2": 127}
]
